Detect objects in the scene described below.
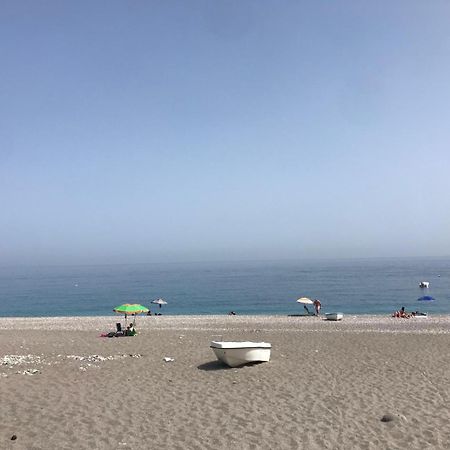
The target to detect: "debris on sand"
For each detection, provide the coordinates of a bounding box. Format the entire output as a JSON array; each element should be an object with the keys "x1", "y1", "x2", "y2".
[{"x1": 381, "y1": 413, "x2": 407, "y2": 423}]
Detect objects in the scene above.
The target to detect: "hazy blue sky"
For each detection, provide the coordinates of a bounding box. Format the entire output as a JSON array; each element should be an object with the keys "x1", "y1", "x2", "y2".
[{"x1": 1, "y1": 1, "x2": 450, "y2": 265}]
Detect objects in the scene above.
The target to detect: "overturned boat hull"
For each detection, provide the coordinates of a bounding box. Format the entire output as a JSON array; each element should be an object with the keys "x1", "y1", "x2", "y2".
[
  {"x1": 325, "y1": 312, "x2": 344, "y2": 321},
  {"x1": 210, "y1": 341, "x2": 271, "y2": 367}
]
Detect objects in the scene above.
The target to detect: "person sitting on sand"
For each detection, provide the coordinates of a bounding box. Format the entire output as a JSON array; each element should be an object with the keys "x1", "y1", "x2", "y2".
[
  {"x1": 400, "y1": 307, "x2": 411, "y2": 318},
  {"x1": 393, "y1": 307, "x2": 411, "y2": 319},
  {"x1": 126, "y1": 323, "x2": 136, "y2": 336}
]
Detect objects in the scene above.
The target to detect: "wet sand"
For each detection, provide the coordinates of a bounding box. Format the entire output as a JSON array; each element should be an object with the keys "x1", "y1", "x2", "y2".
[{"x1": 1, "y1": 315, "x2": 450, "y2": 449}]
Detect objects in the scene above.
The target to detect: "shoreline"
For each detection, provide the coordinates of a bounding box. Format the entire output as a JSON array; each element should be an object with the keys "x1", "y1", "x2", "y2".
[{"x1": 1, "y1": 314, "x2": 450, "y2": 333}]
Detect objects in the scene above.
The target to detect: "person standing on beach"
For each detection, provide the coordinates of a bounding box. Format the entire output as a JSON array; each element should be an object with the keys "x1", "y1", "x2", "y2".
[{"x1": 313, "y1": 299, "x2": 322, "y2": 316}]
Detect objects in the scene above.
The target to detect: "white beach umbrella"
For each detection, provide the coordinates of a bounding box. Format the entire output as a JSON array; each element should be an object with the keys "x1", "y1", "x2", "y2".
[
  {"x1": 296, "y1": 297, "x2": 314, "y2": 305},
  {"x1": 151, "y1": 298, "x2": 168, "y2": 308}
]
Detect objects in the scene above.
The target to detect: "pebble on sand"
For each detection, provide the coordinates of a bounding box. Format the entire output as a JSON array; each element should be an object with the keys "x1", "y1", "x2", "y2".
[
  {"x1": 381, "y1": 413, "x2": 407, "y2": 423},
  {"x1": 381, "y1": 414, "x2": 395, "y2": 422},
  {"x1": 11, "y1": 434, "x2": 17, "y2": 440}
]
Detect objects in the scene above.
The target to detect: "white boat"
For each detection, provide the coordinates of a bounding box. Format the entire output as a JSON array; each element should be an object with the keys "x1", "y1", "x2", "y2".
[
  {"x1": 419, "y1": 281, "x2": 430, "y2": 288},
  {"x1": 325, "y1": 312, "x2": 344, "y2": 321},
  {"x1": 210, "y1": 341, "x2": 271, "y2": 367}
]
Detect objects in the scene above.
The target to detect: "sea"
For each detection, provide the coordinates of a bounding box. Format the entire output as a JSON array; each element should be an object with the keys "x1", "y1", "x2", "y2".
[{"x1": 0, "y1": 257, "x2": 449, "y2": 317}]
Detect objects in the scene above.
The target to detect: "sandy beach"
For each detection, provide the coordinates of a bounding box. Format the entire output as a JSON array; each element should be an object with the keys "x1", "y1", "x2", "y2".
[{"x1": 1, "y1": 315, "x2": 450, "y2": 450}]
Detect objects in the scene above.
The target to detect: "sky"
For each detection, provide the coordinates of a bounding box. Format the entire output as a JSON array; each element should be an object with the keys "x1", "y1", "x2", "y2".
[{"x1": 1, "y1": 0, "x2": 450, "y2": 266}]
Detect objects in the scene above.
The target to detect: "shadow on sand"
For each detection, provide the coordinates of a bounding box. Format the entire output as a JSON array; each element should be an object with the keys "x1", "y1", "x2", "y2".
[{"x1": 197, "y1": 360, "x2": 232, "y2": 371}]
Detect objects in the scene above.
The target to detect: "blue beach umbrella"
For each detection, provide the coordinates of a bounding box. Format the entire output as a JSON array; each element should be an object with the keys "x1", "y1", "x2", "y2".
[{"x1": 417, "y1": 296, "x2": 435, "y2": 302}]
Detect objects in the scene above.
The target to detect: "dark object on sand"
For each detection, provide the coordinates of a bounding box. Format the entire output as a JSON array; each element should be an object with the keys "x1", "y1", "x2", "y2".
[
  {"x1": 381, "y1": 413, "x2": 407, "y2": 423},
  {"x1": 115, "y1": 323, "x2": 124, "y2": 336},
  {"x1": 380, "y1": 414, "x2": 395, "y2": 422},
  {"x1": 11, "y1": 435, "x2": 17, "y2": 440}
]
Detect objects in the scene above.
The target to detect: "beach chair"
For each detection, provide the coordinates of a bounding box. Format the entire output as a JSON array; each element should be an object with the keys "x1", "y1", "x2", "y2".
[{"x1": 115, "y1": 323, "x2": 124, "y2": 336}]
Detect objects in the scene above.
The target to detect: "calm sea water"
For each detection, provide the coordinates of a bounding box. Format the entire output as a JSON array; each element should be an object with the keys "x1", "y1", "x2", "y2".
[{"x1": 0, "y1": 258, "x2": 449, "y2": 317}]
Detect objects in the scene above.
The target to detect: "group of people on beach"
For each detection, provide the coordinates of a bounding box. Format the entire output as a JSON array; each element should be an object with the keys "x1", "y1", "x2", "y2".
[
  {"x1": 116, "y1": 323, "x2": 136, "y2": 336},
  {"x1": 392, "y1": 307, "x2": 411, "y2": 318},
  {"x1": 104, "y1": 322, "x2": 137, "y2": 338},
  {"x1": 392, "y1": 307, "x2": 425, "y2": 319}
]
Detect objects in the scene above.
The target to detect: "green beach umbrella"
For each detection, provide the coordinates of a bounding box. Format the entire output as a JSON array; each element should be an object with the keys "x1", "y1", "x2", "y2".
[{"x1": 113, "y1": 303, "x2": 149, "y2": 325}]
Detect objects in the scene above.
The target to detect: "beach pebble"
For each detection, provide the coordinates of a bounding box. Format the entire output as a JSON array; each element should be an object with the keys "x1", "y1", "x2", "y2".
[
  {"x1": 381, "y1": 413, "x2": 407, "y2": 423},
  {"x1": 17, "y1": 369, "x2": 40, "y2": 376},
  {"x1": 163, "y1": 357, "x2": 175, "y2": 362},
  {"x1": 11, "y1": 435, "x2": 17, "y2": 440},
  {"x1": 381, "y1": 414, "x2": 395, "y2": 422}
]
